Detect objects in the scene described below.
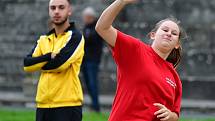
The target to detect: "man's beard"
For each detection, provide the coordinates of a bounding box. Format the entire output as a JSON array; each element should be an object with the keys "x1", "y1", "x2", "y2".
[{"x1": 52, "y1": 16, "x2": 68, "y2": 26}]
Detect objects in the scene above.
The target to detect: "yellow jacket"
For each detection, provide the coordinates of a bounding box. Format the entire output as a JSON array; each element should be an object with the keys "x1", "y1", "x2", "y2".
[{"x1": 24, "y1": 23, "x2": 84, "y2": 108}]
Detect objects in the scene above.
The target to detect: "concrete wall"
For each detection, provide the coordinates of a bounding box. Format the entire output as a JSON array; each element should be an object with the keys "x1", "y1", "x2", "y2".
[{"x1": 0, "y1": 0, "x2": 215, "y2": 99}]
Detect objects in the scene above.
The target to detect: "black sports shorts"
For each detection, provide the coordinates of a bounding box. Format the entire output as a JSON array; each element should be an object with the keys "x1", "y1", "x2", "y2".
[{"x1": 36, "y1": 106, "x2": 82, "y2": 121}]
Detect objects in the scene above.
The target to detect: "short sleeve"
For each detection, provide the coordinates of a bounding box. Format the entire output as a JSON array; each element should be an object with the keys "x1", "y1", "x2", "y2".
[
  {"x1": 172, "y1": 79, "x2": 182, "y2": 117},
  {"x1": 111, "y1": 30, "x2": 141, "y2": 64}
]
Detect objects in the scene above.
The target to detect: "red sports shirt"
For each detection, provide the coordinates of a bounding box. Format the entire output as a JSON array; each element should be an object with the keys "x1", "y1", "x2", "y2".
[{"x1": 109, "y1": 31, "x2": 182, "y2": 121}]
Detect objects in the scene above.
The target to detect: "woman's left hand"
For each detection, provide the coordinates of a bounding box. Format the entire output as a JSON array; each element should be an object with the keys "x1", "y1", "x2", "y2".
[{"x1": 153, "y1": 103, "x2": 175, "y2": 121}]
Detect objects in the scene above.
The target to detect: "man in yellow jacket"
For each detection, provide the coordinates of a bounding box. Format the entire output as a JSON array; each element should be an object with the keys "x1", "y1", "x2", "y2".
[{"x1": 24, "y1": 0, "x2": 84, "y2": 121}]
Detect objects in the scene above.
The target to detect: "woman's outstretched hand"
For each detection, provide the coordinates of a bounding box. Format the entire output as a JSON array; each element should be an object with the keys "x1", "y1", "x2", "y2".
[{"x1": 118, "y1": 0, "x2": 138, "y2": 4}]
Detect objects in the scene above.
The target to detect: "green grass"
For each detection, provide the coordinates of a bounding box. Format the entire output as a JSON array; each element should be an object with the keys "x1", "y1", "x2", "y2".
[
  {"x1": 0, "y1": 108, "x2": 34, "y2": 121},
  {"x1": 0, "y1": 108, "x2": 214, "y2": 121},
  {"x1": 83, "y1": 112, "x2": 109, "y2": 121},
  {"x1": 180, "y1": 119, "x2": 215, "y2": 121}
]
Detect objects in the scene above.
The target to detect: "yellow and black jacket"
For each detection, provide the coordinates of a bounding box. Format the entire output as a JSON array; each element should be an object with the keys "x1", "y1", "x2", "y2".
[{"x1": 24, "y1": 22, "x2": 85, "y2": 108}]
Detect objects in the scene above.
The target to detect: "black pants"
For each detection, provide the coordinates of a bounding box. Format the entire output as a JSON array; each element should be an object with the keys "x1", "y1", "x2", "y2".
[{"x1": 36, "y1": 106, "x2": 82, "y2": 121}]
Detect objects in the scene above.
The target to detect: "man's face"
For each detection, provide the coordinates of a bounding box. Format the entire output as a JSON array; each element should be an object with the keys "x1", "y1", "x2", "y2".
[{"x1": 49, "y1": 0, "x2": 72, "y2": 25}]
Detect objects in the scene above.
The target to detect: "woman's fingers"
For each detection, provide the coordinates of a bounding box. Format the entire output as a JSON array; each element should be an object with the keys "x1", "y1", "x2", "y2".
[
  {"x1": 154, "y1": 108, "x2": 166, "y2": 115},
  {"x1": 157, "y1": 111, "x2": 169, "y2": 118},
  {"x1": 153, "y1": 103, "x2": 165, "y2": 109},
  {"x1": 154, "y1": 103, "x2": 171, "y2": 121},
  {"x1": 160, "y1": 115, "x2": 170, "y2": 121}
]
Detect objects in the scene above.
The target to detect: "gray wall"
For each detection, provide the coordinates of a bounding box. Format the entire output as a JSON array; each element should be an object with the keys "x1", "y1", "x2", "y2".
[{"x1": 0, "y1": 0, "x2": 215, "y2": 99}]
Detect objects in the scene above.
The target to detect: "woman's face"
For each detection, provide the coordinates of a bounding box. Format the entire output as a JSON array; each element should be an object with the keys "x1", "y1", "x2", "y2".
[{"x1": 151, "y1": 20, "x2": 180, "y2": 53}]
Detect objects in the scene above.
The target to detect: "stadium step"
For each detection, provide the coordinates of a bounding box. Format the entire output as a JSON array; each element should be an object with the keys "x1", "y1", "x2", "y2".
[{"x1": 0, "y1": 91, "x2": 215, "y2": 112}]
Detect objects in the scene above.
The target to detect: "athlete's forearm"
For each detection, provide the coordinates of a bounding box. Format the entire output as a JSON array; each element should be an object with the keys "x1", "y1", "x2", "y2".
[
  {"x1": 23, "y1": 53, "x2": 51, "y2": 72},
  {"x1": 96, "y1": 0, "x2": 126, "y2": 31},
  {"x1": 24, "y1": 53, "x2": 51, "y2": 67}
]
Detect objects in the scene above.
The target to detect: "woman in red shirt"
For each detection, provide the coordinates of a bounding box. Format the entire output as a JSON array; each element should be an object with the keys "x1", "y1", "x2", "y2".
[{"x1": 96, "y1": 0, "x2": 186, "y2": 121}]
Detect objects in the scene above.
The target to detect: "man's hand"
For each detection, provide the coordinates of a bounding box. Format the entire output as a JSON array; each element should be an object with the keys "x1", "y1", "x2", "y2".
[
  {"x1": 154, "y1": 103, "x2": 178, "y2": 121},
  {"x1": 51, "y1": 53, "x2": 57, "y2": 59}
]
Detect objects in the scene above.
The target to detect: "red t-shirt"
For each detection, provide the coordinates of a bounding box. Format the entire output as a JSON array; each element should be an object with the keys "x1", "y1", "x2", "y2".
[{"x1": 109, "y1": 31, "x2": 182, "y2": 121}]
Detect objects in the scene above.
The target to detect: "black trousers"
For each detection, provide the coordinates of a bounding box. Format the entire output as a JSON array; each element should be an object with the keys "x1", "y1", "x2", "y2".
[{"x1": 36, "y1": 106, "x2": 82, "y2": 121}]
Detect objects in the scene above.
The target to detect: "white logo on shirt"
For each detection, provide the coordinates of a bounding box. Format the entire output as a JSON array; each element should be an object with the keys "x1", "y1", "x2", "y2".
[{"x1": 165, "y1": 77, "x2": 176, "y2": 89}]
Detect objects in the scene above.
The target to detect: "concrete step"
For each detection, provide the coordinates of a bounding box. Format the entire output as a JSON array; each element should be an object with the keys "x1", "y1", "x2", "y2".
[{"x1": 1, "y1": 91, "x2": 215, "y2": 112}]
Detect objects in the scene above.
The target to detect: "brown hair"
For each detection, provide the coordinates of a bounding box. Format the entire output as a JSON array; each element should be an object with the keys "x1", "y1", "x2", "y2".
[
  {"x1": 67, "y1": 0, "x2": 71, "y2": 4},
  {"x1": 149, "y1": 17, "x2": 187, "y2": 68}
]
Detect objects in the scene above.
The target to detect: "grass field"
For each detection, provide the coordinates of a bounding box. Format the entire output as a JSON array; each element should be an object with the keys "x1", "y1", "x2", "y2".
[{"x1": 0, "y1": 108, "x2": 214, "y2": 121}]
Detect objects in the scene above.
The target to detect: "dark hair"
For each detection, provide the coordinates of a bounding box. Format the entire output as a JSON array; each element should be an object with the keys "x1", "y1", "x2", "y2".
[
  {"x1": 67, "y1": 0, "x2": 71, "y2": 4},
  {"x1": 149, "y1": 17, "x2": 187, "y2": 68}
]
